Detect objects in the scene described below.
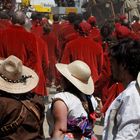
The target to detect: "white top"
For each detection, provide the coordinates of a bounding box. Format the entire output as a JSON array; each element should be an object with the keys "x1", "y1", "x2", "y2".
[
  {"x1": 102, "y1": 81, "x2": 140, "y2": 140},
  {"x1": 46, "y1": 92, "x2": 98, "y2": 135}
]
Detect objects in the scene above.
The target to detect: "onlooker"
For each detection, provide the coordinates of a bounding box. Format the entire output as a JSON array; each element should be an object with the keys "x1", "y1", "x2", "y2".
[
  {"x1": 46, "y1": 60, "x2": 98, "y2": 140},
  {"x1": 123, "y1": 0, "x2": 140, "y2": 22},
  {"x1": 0, "y1": 55, "x2": 45, "y2": 139},
  {"x1": 102, "y1": 38, "x2": 140, "y2": 140}
]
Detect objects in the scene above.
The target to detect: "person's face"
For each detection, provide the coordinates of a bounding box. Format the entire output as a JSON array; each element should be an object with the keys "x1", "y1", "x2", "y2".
[{"x1": 110, "y1": 56, "x2": 122, "y2": 82}]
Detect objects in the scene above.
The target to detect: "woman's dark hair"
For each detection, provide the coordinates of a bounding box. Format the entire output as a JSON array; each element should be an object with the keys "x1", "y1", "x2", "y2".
[{"x1": 109, "y1": 38, "x2": 140, "y2": 79}]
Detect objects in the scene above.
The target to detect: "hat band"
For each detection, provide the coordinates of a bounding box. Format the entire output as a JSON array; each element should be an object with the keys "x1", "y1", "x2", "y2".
[
  {"x1": 71, "y1": 74, "x2": 88, "y2": 84},
  {"x1": 0, "y1": 74, "x2": 32, "y2": 83}
]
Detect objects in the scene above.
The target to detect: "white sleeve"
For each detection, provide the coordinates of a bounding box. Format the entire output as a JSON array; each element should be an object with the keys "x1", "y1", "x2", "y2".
[{"x1": 115, "y1": 94, "x2": 140, "y2": 140}]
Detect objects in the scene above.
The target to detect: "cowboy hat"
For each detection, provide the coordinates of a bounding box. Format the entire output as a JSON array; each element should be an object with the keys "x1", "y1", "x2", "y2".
[
  {"x1": 55, "y1": 60, "x2": 94, "y2": 95},
  {"x1": 0, "y1": 55, "x2": 39, "y2": 94}
]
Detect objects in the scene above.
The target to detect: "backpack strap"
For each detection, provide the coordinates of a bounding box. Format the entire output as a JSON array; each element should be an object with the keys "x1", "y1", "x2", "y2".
[
  {"x1": 21, "y1": 100, "x2": 40, "y2": 121},
  {"x1": 0, "y1": 104, "x2": 27, "y2": 136}
]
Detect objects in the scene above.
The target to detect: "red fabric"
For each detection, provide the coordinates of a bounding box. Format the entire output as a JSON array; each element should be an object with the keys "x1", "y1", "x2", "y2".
[
  {"x1": 131, "y1": 22, "x2": 140, "y2": 33},
  {"x1": 94, "y1": 51, "x2": 111, "y2": 98},
  {"x1": 115, "y1": 25, "x2": 131, "y2": 39},
  {"x1": 52, "y1": 21, "x2": 61, "y2": 37},
  {"x1": 130, "y1": 32, "x2": 140, "y2": 40},
  {"x1": 87, "y1": 16, "x2": 97, "y2": 24},
  {"x1": 0, "y1": 19, "x2": 11, "y2": 30},
  {"x1": 101, "y1": 82, "x2": 124, "y2": 113},
  {"x1": 32, "y1": 35, "x2": 49, "y2": 96},
  {"x1": 61, "y1": 36, "x2": 103, "y2": 83},
  {"x1": 89, "y1": 27, "x2": 102, "y2": 45},
  {"x1": 59, "y1": 21, "x2": 76, "y2": 50},
  {"x1": 31, "y1": 21, "x2": 43, "y2": 36},
  {"x1": 79, "y1": 21, "x2": 91, "y2": 34},
  {"x1": 0, "y1": 25, "x2": 37, "y2": 70},
  {"x1": 119, "y1": 15, "x2": 126, "y2": 21},
  {"x1": 42, "y1": 32, "x2": 61, "y2": 85}
]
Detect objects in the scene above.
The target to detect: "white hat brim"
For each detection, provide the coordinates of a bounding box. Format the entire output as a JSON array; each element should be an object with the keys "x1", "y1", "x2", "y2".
[
  {"x1": 56, "y1": 63, "x2": 94, "y2": 95},
  {"x1": 0, "y1": 64, "x2": 39, "y2": 94},
  {"x1": 137, "y1": 72, "x2": 140, "y2": 88}
]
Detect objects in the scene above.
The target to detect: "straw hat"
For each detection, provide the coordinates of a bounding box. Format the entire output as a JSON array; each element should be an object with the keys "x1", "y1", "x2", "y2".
[
  {"x1": 0, "y1": 55, "x2": 39, "y2": 94},
  {"x1": 137, "y1": 72, "x2": 140, "y2": 87},
  {"x1": 55, "y1": 60, "x2": 94, "y2": 95}
]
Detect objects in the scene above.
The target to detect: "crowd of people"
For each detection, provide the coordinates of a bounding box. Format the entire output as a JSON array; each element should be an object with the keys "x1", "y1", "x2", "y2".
[{"x1": 0, "y1": 6, "x2": 140, "y2": 140}]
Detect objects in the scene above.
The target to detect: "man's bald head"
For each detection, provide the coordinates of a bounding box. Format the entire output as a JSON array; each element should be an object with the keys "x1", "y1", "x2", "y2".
[{"x1": 11, "y1": 11, "x2": 25, "y2": 25}]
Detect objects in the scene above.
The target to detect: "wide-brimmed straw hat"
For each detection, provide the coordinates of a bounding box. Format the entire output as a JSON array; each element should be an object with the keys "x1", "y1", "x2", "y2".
[
  {"x1": 55, "y1": 60, "x2": 94, "y2": 95},
  {"x1": 0, "y1": 55, "x2": 39, "y2": 94},
  {"x1": 137, "y1": 72, "x2": 140, "y2": 87}
]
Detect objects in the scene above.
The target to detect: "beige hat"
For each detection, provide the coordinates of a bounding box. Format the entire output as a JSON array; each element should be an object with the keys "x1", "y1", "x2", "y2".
[
  {"x1": 55, "y1": 60, "x2": 94, "y2": 95},
  {"x1": 0, "y1": 55, "x2": 39, "y2": 94},
  {"x1": 137, "y1": 72, "x2": 140, "y2": 87}
]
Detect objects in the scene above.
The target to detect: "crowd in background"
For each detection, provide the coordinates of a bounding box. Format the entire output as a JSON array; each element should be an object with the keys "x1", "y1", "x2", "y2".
[{"x1": 0, "y1": 2, "x2": 140, "y2": 139}]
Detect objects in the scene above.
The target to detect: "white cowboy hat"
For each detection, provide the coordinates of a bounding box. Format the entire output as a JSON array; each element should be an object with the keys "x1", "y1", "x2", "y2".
[
  {"x1": 0, "y1": 55, "x2": 39, "y2": 94},
  {"x1": 55, "y1": 60, "x2": 94, "y2": 95}
]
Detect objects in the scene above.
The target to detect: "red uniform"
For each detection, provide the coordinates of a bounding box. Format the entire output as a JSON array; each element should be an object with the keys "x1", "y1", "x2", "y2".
[
  {"x1": 0, "y1": 19, "x2": 11, "y2": 30},
  {"x1": 0, "y1": 25, "x2": 37, "y2": 69},
  {"x1": 52, "y1": 21, "x2": 61, "y2": 37},
  {"x1": 33, "y1": 35, "x2": 49, "y2": 95},
  {"x1": 59, "y1": 21, "x2": 76, "y2": 50},
  {"x1": 89, "y1": 27, "x2": 102, "y2": 45},
  {"x1": 61, "y1": 36, "x2": 103, "y2": 83},
  {"x1": 31, "y1": 20, "x2": 43, "y2": 37},
  {"x1": 42, "y1": 31, "x2": 61, "y2": 86}
]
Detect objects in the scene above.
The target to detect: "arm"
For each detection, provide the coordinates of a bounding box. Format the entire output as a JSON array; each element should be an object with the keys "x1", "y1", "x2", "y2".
[{"x1": 51, "y1": 100, "x2": 68, "y2": 140}]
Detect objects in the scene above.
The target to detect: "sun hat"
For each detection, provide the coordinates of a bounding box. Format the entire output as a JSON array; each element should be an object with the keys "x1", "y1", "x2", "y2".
[
  {"x1": 137, "y1": 72, "x2": 140, "y2": 87},
  {"x1": 55, "y1": 60, "x2": 94, "y2": 95},
  {"x1": 0, "y1": 55, "x2": 39, "y2": 94}
]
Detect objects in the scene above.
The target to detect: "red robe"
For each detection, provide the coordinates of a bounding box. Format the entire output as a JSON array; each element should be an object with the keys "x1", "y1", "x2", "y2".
[
  {"x1": 0, "y1": 25, "x2": 37, "y2": 70},
  {"x1": 61, "y1": 36, "x2": 103, "y2": 83},
  {"x1": 52, "y1": 21, "x2": 61, "y2": 37},
  {"x1": 31, "y1": 21, "x2": 43, "y2": 37},
  {"x1": 59, "y1": 21, "x2": 76, "y2": 51},
  {"x1": 42, "y1": 31, "x2": 61, "y2": 86},
  {"x1": 32, "y1": 35, "x2": 49, "y2": 96},
  {"x1": 131, "y1": 21, "x2": 140, "y2": 33},
  {"x1": 88, "y1": 27, "x2": 102, "y2": 45},
  {"x1": 0, "y1": 19, "x2": 11, "y2": 30}
]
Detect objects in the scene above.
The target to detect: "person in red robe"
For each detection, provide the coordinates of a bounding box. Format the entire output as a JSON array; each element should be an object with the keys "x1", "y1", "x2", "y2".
[
  {"x1": 25, "y1": 17, "x2": 49, "y2": 96},
  {"x1": 52, "y1": 14, "x2": 61, "y2": 37},
  {"x1": 61, "y1": 21, "x2": 103, "y2": 84},
  {"x1": 58, "y1": 13, "x2": 78, "y2": 52},
  {"x1": 87, "y1": 16, "x2": 102, "y2": 45},
  {"x1": 41, "y1": 23, "x2": 61, "y2": 87},
  {"x1": 31, "y1": 12, "x2": 43, "y2": 37}
]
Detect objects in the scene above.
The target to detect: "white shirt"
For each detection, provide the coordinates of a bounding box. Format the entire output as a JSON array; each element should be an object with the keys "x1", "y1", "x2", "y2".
[
  {"x1": 46, "y1": 92, "x2": 98, "y2": 135},
  {"x1": 102, "y1": 81, "x2": 140, "y2": 140}
]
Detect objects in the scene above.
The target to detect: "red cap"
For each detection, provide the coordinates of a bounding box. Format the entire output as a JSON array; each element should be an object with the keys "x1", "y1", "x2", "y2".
[
  {"x1": 87, "y1": 16, "x2": 97, "y2": 24},
  {"x1": 115, "y1": 25, "x2": 131, "y2": 38},
  {"x1": 79, "y1": 21, "x2": 91, "y2": 34}
]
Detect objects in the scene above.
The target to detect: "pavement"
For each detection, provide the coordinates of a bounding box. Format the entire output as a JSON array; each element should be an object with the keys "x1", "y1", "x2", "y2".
[{"x1": 43, "y1": 86, "x2": 103, "y2": 140}]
